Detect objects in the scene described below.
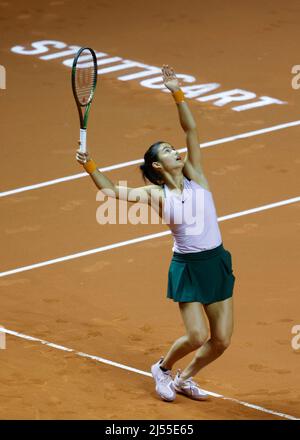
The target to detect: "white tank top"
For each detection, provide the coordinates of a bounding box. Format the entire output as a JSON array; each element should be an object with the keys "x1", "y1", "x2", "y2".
[{"x1": 162, "y1": 176, "x2": 222, "y2": 253}]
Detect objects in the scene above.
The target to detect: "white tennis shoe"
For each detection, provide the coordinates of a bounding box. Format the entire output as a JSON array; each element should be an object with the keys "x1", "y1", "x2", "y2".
[
  {"x1": 173, "y1": 370, "x2": 209, "y2": 401},
  {"x1": 151, "y1": 357, "x2": 176, "y2": 402}
]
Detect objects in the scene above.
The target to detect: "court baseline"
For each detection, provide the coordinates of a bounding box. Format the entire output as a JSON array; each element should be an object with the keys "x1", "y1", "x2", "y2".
[{"x1": 0, "y1": 327, "x2": 298, "y2": 420}]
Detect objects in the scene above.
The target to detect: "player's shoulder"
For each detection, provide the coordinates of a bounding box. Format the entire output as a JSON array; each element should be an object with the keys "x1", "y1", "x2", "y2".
[{"x1": 143, "y1": 184, "x2": 164, "y2": 197}]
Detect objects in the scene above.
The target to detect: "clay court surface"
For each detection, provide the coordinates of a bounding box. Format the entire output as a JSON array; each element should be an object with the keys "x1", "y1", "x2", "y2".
[{"x1": 0, "y1": 0, "x2": 300, "y2": 420}]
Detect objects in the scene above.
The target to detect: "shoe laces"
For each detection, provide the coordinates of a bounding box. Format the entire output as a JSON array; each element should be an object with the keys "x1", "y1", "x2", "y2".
[
  {"x1": 176, "y1": 371, "x2": 198, "y2": 391},
  {"x1": 159, "y1": 369, "x2": 173, "y2": 384}
]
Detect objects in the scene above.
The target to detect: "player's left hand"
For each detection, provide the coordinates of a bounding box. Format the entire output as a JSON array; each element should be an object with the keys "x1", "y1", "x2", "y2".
[{"x1": 162, "y1": 64, "x2": 182, "y2": 92}]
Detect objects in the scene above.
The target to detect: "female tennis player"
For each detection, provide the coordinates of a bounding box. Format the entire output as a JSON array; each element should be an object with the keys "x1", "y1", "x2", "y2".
[{"x1": 76, "y1": 64, "x2": 236, "y2": 402}]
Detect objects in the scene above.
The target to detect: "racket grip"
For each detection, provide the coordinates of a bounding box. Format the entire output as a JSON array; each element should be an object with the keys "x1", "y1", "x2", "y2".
[{"x1": 79, "y1": 129, "x2": 87, "y2": 153}]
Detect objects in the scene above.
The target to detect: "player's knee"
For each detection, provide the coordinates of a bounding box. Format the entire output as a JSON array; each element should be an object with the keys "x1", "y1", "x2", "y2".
[
  {"x1": 211, "y1": 337, "x2": 231, "y2": 352},
  {"x1": 187, "y1": 330, "x2": 209, "y2": 349}
]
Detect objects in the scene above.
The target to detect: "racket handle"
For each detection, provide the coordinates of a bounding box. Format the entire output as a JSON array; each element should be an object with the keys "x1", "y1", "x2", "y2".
[{"x1": 79, "y1": 129, "x2": 87, "y2": 153}]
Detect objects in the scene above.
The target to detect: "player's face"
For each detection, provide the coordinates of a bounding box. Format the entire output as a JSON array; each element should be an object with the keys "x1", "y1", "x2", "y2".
[{"x1": 158, "y1": 143, "x2": 183, "y2": 169}]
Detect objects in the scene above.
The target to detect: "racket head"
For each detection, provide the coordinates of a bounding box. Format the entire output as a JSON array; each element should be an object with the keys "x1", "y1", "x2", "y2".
[{"x1": 71, "y1": 47, "x2": 98, "y2": 129}]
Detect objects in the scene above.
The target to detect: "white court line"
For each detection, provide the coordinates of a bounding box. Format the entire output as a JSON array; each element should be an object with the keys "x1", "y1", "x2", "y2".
[
  {"x1": 0, "y1": 327, "x2": 298, "y2": 420},
  {"x1": 1, "y1": 119, "x2": 300, "y2": 198},
  {"x1": 0, "y1": 195, "x2": 299, "y2": 278}
]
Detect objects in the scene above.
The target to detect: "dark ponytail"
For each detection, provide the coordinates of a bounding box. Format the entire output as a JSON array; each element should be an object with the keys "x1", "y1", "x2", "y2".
[{"x1": 139, "y1": 141, "x2": 165, "y2": 186}]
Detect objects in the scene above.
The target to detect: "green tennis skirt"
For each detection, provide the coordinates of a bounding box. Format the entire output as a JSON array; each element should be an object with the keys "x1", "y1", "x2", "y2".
[{"x1": 167, "y1": 243, "x2": 235, "y2": 304}]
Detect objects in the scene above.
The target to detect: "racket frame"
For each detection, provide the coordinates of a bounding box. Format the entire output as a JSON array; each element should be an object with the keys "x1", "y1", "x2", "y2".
[{"x1": 71, "y1": 47, "x2": 98, "y2": 153}]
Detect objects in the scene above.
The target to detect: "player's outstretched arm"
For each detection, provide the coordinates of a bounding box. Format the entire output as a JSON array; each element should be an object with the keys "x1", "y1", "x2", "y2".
[{"x1": 76, "y1": 148, "x2": 159, "y2": 205}]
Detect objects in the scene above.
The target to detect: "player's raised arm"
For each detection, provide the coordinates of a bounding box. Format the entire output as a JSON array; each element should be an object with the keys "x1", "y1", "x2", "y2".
[
  {"x1": 76, "y1": 148, "x2": 158, "y2": 205},
  {"x1": 162, "y1": 64, "x2": 203, "y2": 175}
]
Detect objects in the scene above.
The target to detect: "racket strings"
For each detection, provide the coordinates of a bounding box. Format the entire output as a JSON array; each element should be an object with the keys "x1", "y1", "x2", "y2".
[
  {"x1": 74, "y1": 48, "x2": 97, "y2": 105},
  {"x1": 75, "y1": 66, "x2": 96, "y2": 105}
]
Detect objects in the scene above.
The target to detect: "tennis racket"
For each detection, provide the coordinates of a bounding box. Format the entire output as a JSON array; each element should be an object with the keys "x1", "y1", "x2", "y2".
[{"x1": 71, "y1": 47, "x2": 98, "y2": 153}]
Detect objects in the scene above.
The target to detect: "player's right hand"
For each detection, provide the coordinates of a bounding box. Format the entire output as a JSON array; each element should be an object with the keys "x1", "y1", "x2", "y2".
[{"x1": 76, "y1": 141, "x2": 91, "y2": 164}]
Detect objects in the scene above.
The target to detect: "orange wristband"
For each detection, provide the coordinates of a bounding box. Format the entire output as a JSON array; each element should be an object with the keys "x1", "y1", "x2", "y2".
[
  {"x1": 83, "y1": 159, "x2": 97, "y2": 174},
  {"x1": 172, "y1": 89, "x2": 185, "y2": 103}
]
